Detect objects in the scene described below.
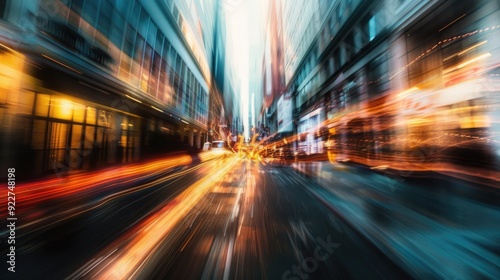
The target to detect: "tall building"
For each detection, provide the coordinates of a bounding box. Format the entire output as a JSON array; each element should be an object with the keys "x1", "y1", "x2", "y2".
[
  {"x1": 278, "y1": 0, "x2": 500, "y2": 168},
  {"x1": 260, "y1": 0, "x2": 284, "y2": 139},
  {"x1": 0, "y1": 0, "x2": 222, "y2": 177}
]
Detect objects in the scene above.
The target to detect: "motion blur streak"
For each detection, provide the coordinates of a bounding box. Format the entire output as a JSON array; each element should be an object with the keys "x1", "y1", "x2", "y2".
[
  {"x1": 0, "y1": 154, "x2": 192, "y2": 219},
  {"x1": 1, "y1": 0, "x2": 500, "y2": 279},
  {"x1": 83, "y1": 157, "x2": 240, "y2": 279},
  {"x1": 10, "y1": 160, "x2": 210, "y2": 234}
]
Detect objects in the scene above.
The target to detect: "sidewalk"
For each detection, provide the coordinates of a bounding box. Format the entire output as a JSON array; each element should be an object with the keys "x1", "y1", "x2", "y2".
[{"x1": 291, "y1": 161, "x2": 500, "y2": 279}]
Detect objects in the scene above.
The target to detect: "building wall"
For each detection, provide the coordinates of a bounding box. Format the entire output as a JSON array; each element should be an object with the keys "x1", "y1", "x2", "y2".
[
  {"x1": 0, "y1": 0, "x2": 217, "y2": 177},
  {"x1": 276, "y1": 0, "x2": 500, "y2": 172}
]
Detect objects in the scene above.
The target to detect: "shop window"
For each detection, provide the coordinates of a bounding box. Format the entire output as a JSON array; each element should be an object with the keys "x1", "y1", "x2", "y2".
[
  {"x1": 85, "y1": 126, "x2": 95, "y2": 150},
  {"x1": 49, "y1": 122, "x2": 69, "y2": 150},
  {"x1": 35, "y1": 94, "x2": 51, "y2": 117},
  {"x1": 73, "y1": 103, "x2": 85, "y2": 123},
  {"x1": 120, "y1": 115, "x2": 128, "y2": 130},
  {"x1": 71, "y1": 125, "x2": 83, "y2": 149},
  {"x1": 109, "y1": 13, "x2": 125, "y2": 51},
  {"x1": 86, "y1": 107, "x2": 96, "y2": 124},
  {"x1": 96, "y1": 127, "x2": 105, "y2": 147},
  {"x1": 49, "y1": 98, "x2": 73, "y2": 121},
  {"x1": 14, "y1": 91, "x2": 35, "y2": 115},
  {"x1": 32, "y1": 120, "x2": 47, "y2": 150},
  {"x1": 97, "y1": 110, "x2": 110, "y2": 127}
]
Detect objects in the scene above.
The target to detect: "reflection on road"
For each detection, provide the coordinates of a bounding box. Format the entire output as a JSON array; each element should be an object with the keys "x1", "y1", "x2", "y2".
[{"x1": 3, "y1": 154, "x2": 499, "y2": 279}]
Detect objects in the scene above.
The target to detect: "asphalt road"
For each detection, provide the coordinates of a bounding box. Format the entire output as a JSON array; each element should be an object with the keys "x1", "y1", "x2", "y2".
[
  {"x1": 139, "y1": 159, "x2": 410, "y2": 280},
  {"x1": 1, "y1": 155, "x2": 411, "y2": 279}
]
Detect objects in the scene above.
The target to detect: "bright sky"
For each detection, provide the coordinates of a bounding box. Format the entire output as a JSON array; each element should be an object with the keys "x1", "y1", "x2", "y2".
[
  {"x1": 225, "y1": 0, "x2": 249, "y2": 139},
  {"x1": 224, "y1": 0, "x2": 268, "y2": 139}
]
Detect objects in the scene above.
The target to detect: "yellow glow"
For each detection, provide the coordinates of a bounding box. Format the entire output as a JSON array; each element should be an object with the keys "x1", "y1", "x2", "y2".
[
  {"x1": 457, "y1": 40, "x2": 487, "y2": 56},
  {"x1": 54, "y1": 99, "x2": 74, "y2": 119},
  {"x1": 444, "y1": 53, "x2": 492, "y2": 75},
  {"x1": 151, "y1": 105, "x2": 163, "y2": 112},
  {"x1": 396, "y1": 87, "x2": 419, "y2": 98},
  {"x1": 0, "y1": 43, "x2": 17, "y2": 53},
  {"x1": 125, "y1": 94, "x2": 142, "y2": 103},
  {"x1": 98, "y1": 157, "x2": 239, "y2": 279},
  {"x1": 407, "y1": 118, "x2": 431, "y2": 126},
  {"x1": 456, "y1": 53, "x2": 491, "y2": 69},
  {"x1": 0, "y1": 154, "x2": 193, "y2": 218},
  {"x1": 443, "y1": 41, "x2": 488, "y2": 62},
  {"x1": 460, "y1": 115, "x2": 491, "y2": 129}
]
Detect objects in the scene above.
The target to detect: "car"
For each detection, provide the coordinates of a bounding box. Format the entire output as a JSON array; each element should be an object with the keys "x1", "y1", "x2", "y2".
[
  {"x1": 207, "y1": 140, "x2": 232, "y2": 158},
  {"x1": 211, "y1": 140, "x2": 227, "y2": 149},
  {"x1": 202, "y1": 142, "x2": 211, "y2": 151}
]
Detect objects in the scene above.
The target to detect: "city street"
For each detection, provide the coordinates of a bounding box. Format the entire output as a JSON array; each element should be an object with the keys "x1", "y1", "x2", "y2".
[
  {"x1": 2, "y1": 153, "x2": 498, "y2": 279},
  {"x1": 1, "y1": 0, "x2": 500, "y2": 279}
]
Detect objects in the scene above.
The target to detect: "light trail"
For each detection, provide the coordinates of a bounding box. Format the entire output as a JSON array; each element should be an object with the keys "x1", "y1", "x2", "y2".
[{"x1": 76, "y1": 156, "x2": 240, "y2": 279}]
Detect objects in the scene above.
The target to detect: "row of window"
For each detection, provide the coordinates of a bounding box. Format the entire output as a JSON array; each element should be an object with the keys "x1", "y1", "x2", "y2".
[
  {"x1": 44, "y1": 0, "x2": 209, "y2": 126},
  {"x1": 293, "y1": 0, "x2": 392, "y2": 109},
  {"x1": 294, "y1": 0, "x2": 498, "y2": 120}
]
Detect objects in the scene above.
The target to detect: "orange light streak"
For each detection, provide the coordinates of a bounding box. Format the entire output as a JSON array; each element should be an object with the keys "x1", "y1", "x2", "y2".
[
  {"x1": 0, "y1": 154, "x2": 192, "y2": 218},
  {"x1": 93, "y1": 156, "x2": 240, "y2": 279}
]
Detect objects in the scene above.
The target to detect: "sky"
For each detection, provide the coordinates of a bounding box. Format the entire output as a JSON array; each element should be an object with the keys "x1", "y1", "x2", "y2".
[{"x1": 223, "y1": 0, "x2": 268, "y2": 139}]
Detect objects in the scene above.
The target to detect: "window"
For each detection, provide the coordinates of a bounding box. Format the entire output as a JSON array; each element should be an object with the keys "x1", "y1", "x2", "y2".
[
  {"x1": 367, "y1": 53, "x2": 389, "y2": 96},
  {"x1": 73, "y1": 103, "x2": 85, "y2": 123},
  {"x1": 83, "y1": 1, "x2": 98, "y2": 27},
  {"x1": 337, "y1": 1, "x2": 345, "y2": 23},
  {"x1": 119, "y1": 24, "x2": 135, "y2": 81},
  {"x1": 35, "y1": 94, "x2": 51, "y2": 117},
  {"x1": 32, "y1": 120, "x2": 47, "y2": 150},
  {"x1": 334, "y1": 48, "x2": 341, "y2": 70},
  {"x1": 68, "y1": 0, "x2": 84, "y2": 28},
  {"x1": 86, "y1": 107, "x2": 96, "y2": 124},
  {"x1": 328, "y1": 56, "x2": 334, "y2": 76},
  {"x1": 110, "y1": 12, "x2": 125, "y2": 50},
  {"x1": 344, "y1": 33, "x2": 356, "y2": 60},
  {"x1": 158, "y1": 56, "x2": 168, "y2": 102},
  {"x1": 97, "y1": 0, "x2": 113, "y2": 37},
  {"x1": 147, "y1": 19, "x2": 156, "y2": 46},
  {"x1": 141, "y1": 43, "x2": 153, "y2": 92},
  {"x1": 172, "y1": 5, "x2": 180, "y2": 22},
  {"x1": 169, "y1": 46, "x2": 176, "y2": 67},
  {"x1": 132, "y1": 34, "x2": 145, "y2": 85},
  {"x1": 128, "y1": 1, "x2": 141, "y2": 28},
  {"x1": 0, "y1": 0, "x2": 6, "y2": 19},
  {"x1": 123, "y1": 24, "x2": 136, "y2": 57},
  {"x1": 156, "y1": 29, "x2": 164, "y2": 53},
  {"x1": 150, "y1": 50, "x2": 161, "y2": 96},
  {"x1": 138, "y1": 7, "x2": 149, "y2": 35},
  {"x1": 369, "y1": 15, "x2": 377, "y2": 41}
]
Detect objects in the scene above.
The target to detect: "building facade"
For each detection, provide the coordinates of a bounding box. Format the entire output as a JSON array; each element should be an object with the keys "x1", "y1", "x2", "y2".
[
  {"x1": 260, "y1": 0, "x2": 285, "y2": 140},
  {"x1": 278, "y1": 0, "x2": 500, "y2": 169},
  {"x1": 0, "y1": 0, "x2": 223, "y2": 177}
]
